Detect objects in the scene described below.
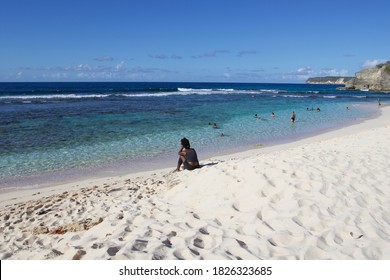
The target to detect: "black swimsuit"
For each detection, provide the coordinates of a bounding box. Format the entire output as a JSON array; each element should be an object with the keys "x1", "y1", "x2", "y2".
[{"x1": 183, "y1": 149, "x2": 199, "y2": 170}]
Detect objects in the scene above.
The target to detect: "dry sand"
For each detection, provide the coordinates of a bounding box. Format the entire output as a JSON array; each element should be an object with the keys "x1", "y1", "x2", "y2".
[{"x1": 1, "y1": 105, "x2": 389, "y2": 260}]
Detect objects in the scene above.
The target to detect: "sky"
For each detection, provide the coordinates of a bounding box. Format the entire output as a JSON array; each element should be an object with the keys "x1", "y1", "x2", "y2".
[{"x1": 0, "y1": 0, "x2": 389, "y2": 83}]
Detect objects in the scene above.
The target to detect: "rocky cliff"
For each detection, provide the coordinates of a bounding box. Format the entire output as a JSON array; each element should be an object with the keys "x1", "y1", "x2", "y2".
[
  {"x1": 345, "y1": 61, "x2": 390, "y2": 91},
  {"x1": 306, "y1": 76, "x2": 353, "y2": 85}
]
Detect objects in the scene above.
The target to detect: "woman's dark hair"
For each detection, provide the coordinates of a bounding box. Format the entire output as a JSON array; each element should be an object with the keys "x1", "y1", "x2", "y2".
[{"x1": 180, "y1": 137, "x2": 190, "y2": 149}]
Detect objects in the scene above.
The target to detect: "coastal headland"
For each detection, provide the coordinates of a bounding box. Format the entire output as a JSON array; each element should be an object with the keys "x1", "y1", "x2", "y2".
[{"x1": 306, "y1": 61, "x2": 390, "y2": 91}]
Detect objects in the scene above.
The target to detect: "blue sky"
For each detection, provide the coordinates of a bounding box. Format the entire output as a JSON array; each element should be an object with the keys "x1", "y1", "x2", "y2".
[{"x1": 1, "y1": 0, "x2": 389, "y2": 83}]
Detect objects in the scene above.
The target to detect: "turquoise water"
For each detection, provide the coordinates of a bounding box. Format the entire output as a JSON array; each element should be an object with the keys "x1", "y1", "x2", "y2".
[{"x1": 0, "y1": 82, "x2": 387, "y2": 189}]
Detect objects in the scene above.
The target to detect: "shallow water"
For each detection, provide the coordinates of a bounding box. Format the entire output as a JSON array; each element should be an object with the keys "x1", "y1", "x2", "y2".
[{"x1": 0, "y1": 82, "x2": 388, "y2": 189}]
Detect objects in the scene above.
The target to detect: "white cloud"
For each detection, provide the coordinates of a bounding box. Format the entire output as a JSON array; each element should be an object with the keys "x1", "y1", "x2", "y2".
[
  {"x1": 362, "y1": 59, "x2": 387, "y2": 69},
  {"x1": 114, "y1": 61, "x2": 125, "y2": 71},
  {"x1": 223, "y1": 73, "x2": 231, "y2": 78},
  {"x1": 16, "y1": 72, "x2": 23, "y2": 79},
  {"x1": 319, "y1": 68, "x2": 349, "y2": 76},
  {"x1": 281, "y1": 66, "x2": 349, "y2": 82},
  {"x1": 11, "y1": 60, "x2": 177, "y2": 81},
  {"x1": 281, "y1": 67, "x2": 314, "y2": 80},
  {"x1": 64, "y1": 64, "x2": 99, "y2": 71},
  {"x1": 297, "y1": 67, "x2": 313, "y2": 75},
  {"x1": 50, "y1": 73, "x2": 68, "y2": 79}
]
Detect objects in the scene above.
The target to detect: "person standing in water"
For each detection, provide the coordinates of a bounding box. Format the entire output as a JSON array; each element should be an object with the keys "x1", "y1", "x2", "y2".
[{"x1": 291, "y1": 111, "x2": 296, "y2": 123}]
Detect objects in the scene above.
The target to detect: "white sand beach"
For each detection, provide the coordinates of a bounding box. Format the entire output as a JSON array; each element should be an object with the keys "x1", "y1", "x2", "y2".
[{"x1": 1, "y1": 105, "x2": 390, "y2": 260}]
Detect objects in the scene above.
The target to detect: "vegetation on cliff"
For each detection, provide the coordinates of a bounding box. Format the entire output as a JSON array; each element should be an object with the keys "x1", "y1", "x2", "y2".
[{"x1": 345, "y1": 61, "x2": 390, "y2": 91}]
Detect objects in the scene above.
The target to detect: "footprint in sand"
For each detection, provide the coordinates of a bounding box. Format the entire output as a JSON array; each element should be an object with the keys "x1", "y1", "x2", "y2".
[
  {"x1": 193, "y1": 237, "x2": 204, "y2": 249},
  {"x1": 269, "y1": 233, "x2": 305, "y2": 248},
  {"x1": 173, "y1": 250, "x2": 186, "y2": 260},
  {"x1": 193, "y1": 234, "x2": 216, "y2": 250},
  {"x1": 362, "y1": 247, "x2": 382, "y2": 260},
  {"x1": 91, "y1": 243, "x2": 104, "y2": 249},
  {"x1": 333, "y1": 233, "x2": 344, "y2": 245},
  {"x1": 22, "y1": 235, "x2": 39, "y2": 246},
  {"x1": 167, "y1": 231, "x2": 177, "y2": 238},
  {"x1": 303, "y1": 245, "x2": 330, "y2": 259},
  {"x1": 255, "y1": 222, "x2": 275, "y2": 236},
  {"x1": 131, "y1": 239, "x2": 148, "y2": 251},
  {"x1": 173, "y1": 248, "x2": 200, "y2": 260},
  {"x1": 199, "y1": 227, "x2": 209, "y2": 235},
  {"x1": 72, "y1": 249, "x2": 86, "y2": 260},
  {"x1": 188, "y1": 247, "x2": 200, "y2": 256},
  {"x1": 225, "y1": 251, "x2": 243, "y2": 260},
  {"x1": 152, "y1": 245, "x2": 167, "y2": 260},
  {"x1": 225, "y1": 241, "x2": 257, "y2": 260},
  {"x1": 235, "y1": 239, "x2": 248, "y2": 249},
  {"x1": 232, "y1": 200, "x2": 259, "y2": 213},
  {"x1": 107, "y1": 246, "x2": 120, "y2": 257},
  {"x1": 46, "y1": 249, "x2": 64, "y2": 258},
  {"x1": 0, "y1": 252, "x2": 13, "y2": 259}
]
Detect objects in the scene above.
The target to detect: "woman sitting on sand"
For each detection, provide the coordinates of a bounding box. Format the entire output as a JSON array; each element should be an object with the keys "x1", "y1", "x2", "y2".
[{"x1": 176, "y1": 137, "x2": 200, "y2": 171}]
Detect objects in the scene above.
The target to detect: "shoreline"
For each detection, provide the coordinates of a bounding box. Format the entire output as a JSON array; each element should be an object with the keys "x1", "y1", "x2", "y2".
[
  {"x1": 0, "y1": 104, "x2": 389, "y2": 259},
  {"x1": 0, "y1": 104, "x2": 386, "y2": 203}
]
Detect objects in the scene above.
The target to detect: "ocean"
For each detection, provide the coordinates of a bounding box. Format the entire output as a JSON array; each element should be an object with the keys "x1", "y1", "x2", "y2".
[{"x1": 0, "y1": 82, "x2": 388, "y2": 189}]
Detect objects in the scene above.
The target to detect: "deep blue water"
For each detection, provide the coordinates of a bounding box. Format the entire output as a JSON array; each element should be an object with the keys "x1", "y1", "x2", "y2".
[{"x1": 0, "y1": 82, "x2": 389, "y2": 189}]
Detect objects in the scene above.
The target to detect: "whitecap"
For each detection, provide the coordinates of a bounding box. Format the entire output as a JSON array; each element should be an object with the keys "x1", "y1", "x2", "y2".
[
  {"x1": 281, "y1": 95, "x2": 308, "y2": 98},
  {"x1": 0, "y1": 94, "x2": 110, "y2": 100},
  {"x1": 177, "y1": 88, "x2": 212, "y2": 92}
]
